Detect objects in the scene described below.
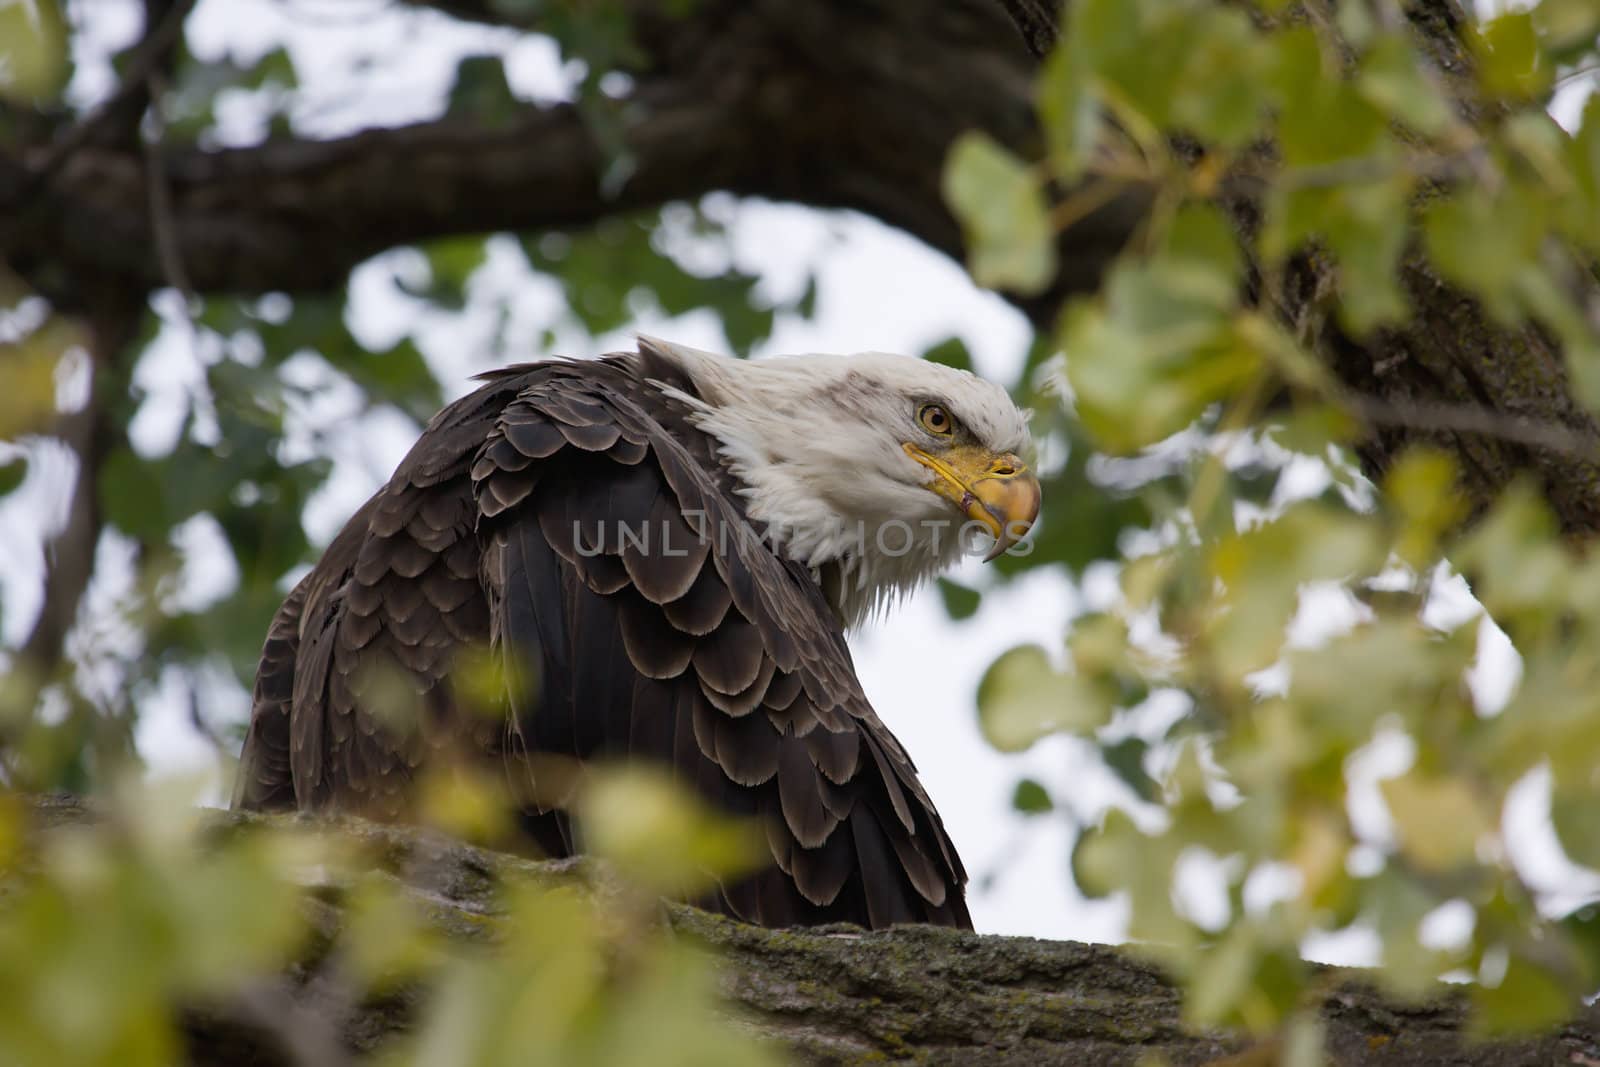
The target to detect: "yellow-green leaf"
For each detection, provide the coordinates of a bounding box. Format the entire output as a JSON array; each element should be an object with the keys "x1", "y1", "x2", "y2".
[
  {"x1": 943, "y1": 132, "x2": 1057, "y2": 294},
  {"x1": 977, "y1": 644, "x2": 1110, "y2": 752}
]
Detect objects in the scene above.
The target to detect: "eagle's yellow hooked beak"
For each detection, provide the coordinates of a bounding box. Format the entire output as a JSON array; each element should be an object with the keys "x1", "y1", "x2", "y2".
[{"x1": 904, "y1": 443, "x2": 1041, "y2": 561}]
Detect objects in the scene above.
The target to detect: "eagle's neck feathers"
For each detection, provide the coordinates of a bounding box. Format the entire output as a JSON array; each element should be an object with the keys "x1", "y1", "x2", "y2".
[{"x1": 638, "y1": 339, "x2": 972, "y2": 629}]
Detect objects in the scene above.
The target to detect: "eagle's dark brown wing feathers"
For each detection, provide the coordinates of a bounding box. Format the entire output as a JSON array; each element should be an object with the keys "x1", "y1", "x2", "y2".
[
  {"x1": 233, "y1": 573, "x2": 310, "y2": 810},
  {"x1": 236, "y1": 357, "x2": 970, "y2": 929}
]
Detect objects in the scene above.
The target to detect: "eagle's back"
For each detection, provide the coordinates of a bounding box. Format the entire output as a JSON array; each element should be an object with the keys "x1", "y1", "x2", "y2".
[{"x1": 235, "y1": 354, "x2": 970, "y2": 929}]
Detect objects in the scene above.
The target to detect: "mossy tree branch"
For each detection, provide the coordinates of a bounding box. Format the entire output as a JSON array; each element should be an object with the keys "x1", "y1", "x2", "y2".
[{"x1": 24, "y1": 795, "x2": 1600, "y2": 1067}]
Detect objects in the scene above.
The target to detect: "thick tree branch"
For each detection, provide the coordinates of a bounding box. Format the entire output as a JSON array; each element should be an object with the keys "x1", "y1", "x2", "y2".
[
  {"x1": 24, "y1": 794, "x2": 1600, "y2": 1067},
  {"x1": 15, "y1": 400, "x2": 101, "y2": 683},
  {"x1": 20, "y1": 0, "x2": 197, "y2": 197},
  {"x1": 0, "y1": 0, "x2": 1140, "y2": 317},
  {"x1": 13, "y1": 305, "x2": 139, "y2": 702},
  {"x1": 2, "y1": 91, "x2": 753, "y2": 299},
  {"x1": 6, "y1": 0, "x2": 1598, "y2": 539}
]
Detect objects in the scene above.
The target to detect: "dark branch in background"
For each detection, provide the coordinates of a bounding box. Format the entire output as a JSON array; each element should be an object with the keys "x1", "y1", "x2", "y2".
[
  {"x1": 994, "y1": 0, "x2": 1059, "y2": 57},
  {"x1": 10, "y1": 0, "x2": 192, "y2": 715},
  {"x1": 15, "y1": 394, "x2": 103, "y2": 685},
  {"x1": 1343, "y1": 392, "x2": 1600, "y2": 466},
  {"x1": 142, "y1": 70, "x2": 195, "y2": 302},
  {"x1": 3, "y1": 91, "x2": 753, "y2": 297},
  {"x1": 24, "y1": 795, "x2": 1600, "y2": 1067},
  {"x1": 1, "y1": 0, "x2": 1597, "y2": 536},
  {"x1": 0, "y1": 0, "x2": 1142, "y2": 318},
  {"x1": 12, "y1": 299, "x2": 137, "y2": 717},
  {"x1": 17, "y1": 0, "x2": 198, "y2": 200}
]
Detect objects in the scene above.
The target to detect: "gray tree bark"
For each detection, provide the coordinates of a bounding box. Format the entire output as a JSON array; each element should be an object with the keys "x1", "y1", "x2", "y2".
[{"x1": 24, "y1": 794, "x2": 1600, "y2": 1067}]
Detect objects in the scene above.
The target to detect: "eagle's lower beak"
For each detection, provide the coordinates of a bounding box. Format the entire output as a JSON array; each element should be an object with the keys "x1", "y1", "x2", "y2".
[{"x1": 904, "y1": 444, "x2": 1042, "y2": 561}]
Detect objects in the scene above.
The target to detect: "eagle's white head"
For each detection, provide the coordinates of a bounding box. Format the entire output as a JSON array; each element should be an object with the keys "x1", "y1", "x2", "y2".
[{"x1": 639, "y1": 337, "x2": 1040, "y2": 627}]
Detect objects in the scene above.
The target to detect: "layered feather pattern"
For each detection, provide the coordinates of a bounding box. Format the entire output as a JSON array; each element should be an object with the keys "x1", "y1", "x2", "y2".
[{"x1": 235, "y1": 353, "x2": 970, "y2": 929}]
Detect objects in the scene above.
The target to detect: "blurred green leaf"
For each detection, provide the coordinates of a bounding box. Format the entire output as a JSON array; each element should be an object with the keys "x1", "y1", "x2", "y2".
[
  {"x1": 923, "y1": 336, "x2": 974, "y2": 373},
  {"x1": 1065, "y1": 204, "x2": 1258, "y2": 452},
  {"x1": 1535, "y1": 0, "x2": 1600, "y2": 57},
  {"x1": 1472, "y1": 954, "x2": 1573, "y2": 1034},
  {"x1": 1168, "y1": 8, "x2": 1271, "y2": 148},
  {"x1": 943, "y1": 132, "x2": 1056, "y2": 295},
  {"x1": 522, "y1": 210, "x2": 776, "y2": 352},
  {"x1": 1272, "y1": 34, "x2": 1388, "y2": 168},
  {"x1": 99, "y1": 448, "x2": 170, "y2": 542},
  {"x1": 1357, "y1": 34, "x2": 1453, "y2": 137},
  {"x1": 407, "y1": 236, "x2": 491, "y2": 313},
  {"x1": 977, "y1": 644, "x2": 1111, "y2": 752},
  {"x1": 1471, "y1": 12, "x2": 1551, "y2": 101},
  {"x1": 0, "y1": 0, "x2": 67, "y2": 102},
  {"x1": 1382, "y1": 772, "x2": 1490, "y2": 872},
  {"x1": 1012, "y1": 778, "x2": 1054, "y2": 815},
  {"x1": 1100, "y1": 735, "x2": 1157, "y2": 803},
  {"x1": 1423, "y1": 186, "x2": 1547, "y2": 322},
  {"x1": 448, "y1": 54, "x2": 520, "y2": 125},
  {"x1": 1452, "y1": 482, "x2": 1568, "y2": 631},
  {"x1": 0, "y1": 453, "x2": 27, "y2": 497},
  {"x1": 579, "y1": 765, "x2": 766, "y2": 896},
  {"x1": 242, "y1": 45, "x2": 297, "y2": 91},
  {"x1": 936, "y1": 578, "x2": 981, "y2": 621},
  {"x1": 1384, "y1": 448, "x2": 1466, "y2": 568},
  {"x1": 351, "y1": 337, "x2": 445, "y2": 425},
  {"x1": 0, "y1": 323, "x2": 70, "y2": 439},
  {"x1": 1551, "y1": 784, "x2": 1600, "y2": 871},
  {"x1": 1037, "y1": 40, "x2": 1099, "y2": 182},
  {"x1": 1207, "y1": 504, "x2": 1383, "y2": 679}
]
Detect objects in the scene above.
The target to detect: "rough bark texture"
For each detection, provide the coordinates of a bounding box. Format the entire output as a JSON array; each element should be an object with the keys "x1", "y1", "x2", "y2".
[{"x1": 23, "y1": 793, "x2": 1600, "y2": 1066}]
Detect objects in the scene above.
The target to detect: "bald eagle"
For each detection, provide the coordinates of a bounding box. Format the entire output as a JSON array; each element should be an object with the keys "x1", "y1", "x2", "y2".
[{"x1": 235, "y1": 338, "x2": 1039, "y2": 929}]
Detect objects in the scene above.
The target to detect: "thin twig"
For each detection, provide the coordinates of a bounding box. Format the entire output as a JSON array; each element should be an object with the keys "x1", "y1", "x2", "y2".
[
  {"x1": 16, "y1": 0, "x2": 198, "y2": 202},
  {"x1": 994, "y1": 0, "x2": 1059, "y2": 59},
  {"x1": 1049, "y1": 176, "x2": 1132, "y2": 233},
  {"x1": 185, "y1": 673, "x2": 231, "y2": 762},
  {"x1": 141, "y1": 70, "x2": 194, "y2": 305},
  {"x1": 1341, "y1": 392, "x2": 1600, "y2": 463}
]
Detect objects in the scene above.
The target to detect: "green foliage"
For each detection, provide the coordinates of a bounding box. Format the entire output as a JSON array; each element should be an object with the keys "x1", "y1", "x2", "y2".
[
  {"x1": 521, "y1": 207, "x2": 787, "y2": 353},
  {"x1": 0, "y1": 0, "x2": 68, "y2": 103},
  {"x1": 448, "y1": 55, "x2": 520, "y2": 126},
  {"x1": 0, "y1": 777, "x2": 783, "y2": 1066},
  {"x1": 935, "y1": 578, "x2": 981, "y2": 620},
  {"x1": 978, "y1": 643, "x2": 1112, "y2": 751},
  {"x1": 1063, "y1": 202, "x2": 1259, "y2": 451},
  {"x1": 943, "y1": 132, "x2": 1057, "y2": 294},
  {"x1": 944, "y1": 0, "x2": 1600, "y2": 1050},
  {"x1": 1011, "y1": 778, "x2": 1054, "y2": 815},
  {"x1": 0, "y1": 788, "x2": 310, "y2": 1066}
]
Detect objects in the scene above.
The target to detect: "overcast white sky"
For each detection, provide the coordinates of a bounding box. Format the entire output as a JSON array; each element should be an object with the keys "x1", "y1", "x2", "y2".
[{"x1": 3, "y1": 0, "x2": 1596, "y2": 948}]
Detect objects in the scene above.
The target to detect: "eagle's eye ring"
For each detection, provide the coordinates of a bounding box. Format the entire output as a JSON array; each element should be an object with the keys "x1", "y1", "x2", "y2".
[{"x1": 917, "y1": 403, "x2": 953, "y2": 436}]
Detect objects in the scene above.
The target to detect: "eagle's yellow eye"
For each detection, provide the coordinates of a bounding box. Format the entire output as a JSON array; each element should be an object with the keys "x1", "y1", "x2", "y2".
[{"x1": 918, "y1": 403, "x2": 953, "y2": 436}]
